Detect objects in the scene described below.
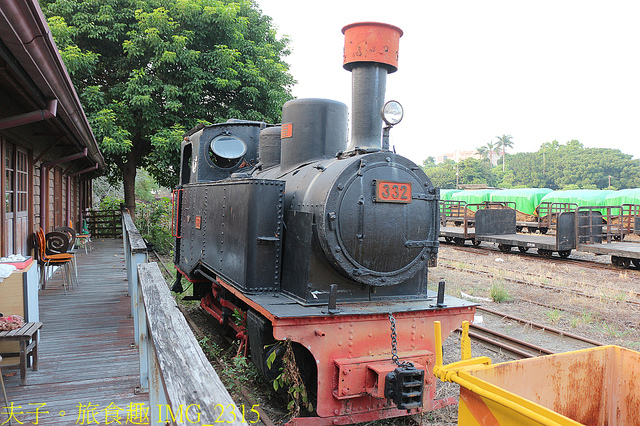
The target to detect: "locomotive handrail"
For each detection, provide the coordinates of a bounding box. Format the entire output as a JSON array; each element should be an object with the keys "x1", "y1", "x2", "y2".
[
  {"x1": 171, "y1": 189, "x2": 182, "y2": 239},
  {"x1": 122, "y1": 210, "x2": 247, "y2": 425}
]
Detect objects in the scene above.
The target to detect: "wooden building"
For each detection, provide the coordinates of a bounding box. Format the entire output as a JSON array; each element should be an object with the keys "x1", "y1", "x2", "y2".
[{"x1": 0, "y1": 0, "x2": 105, "y2": 257}]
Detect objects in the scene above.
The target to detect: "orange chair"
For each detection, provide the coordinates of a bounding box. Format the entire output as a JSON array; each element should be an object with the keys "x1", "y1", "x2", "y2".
[{"x1": 35, "y1": 228, "x2": 76, "y2": 293}]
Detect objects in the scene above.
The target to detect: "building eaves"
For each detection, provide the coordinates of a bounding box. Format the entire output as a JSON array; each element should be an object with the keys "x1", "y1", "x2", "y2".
[{"x1": 0, "y1": 0, "x2": 105, "y2": 172}]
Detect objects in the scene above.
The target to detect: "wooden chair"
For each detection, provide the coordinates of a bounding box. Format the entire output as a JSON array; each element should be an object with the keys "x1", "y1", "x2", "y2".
[
  {"x1": 54, "y1": 226, "x2": 79, "y2": 285},
  {"x1": 35, "y1": 228, "x2": 76, "y2": 293}
]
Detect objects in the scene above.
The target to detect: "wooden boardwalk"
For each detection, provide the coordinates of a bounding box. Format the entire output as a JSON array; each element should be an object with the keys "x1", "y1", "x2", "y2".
[{"x1": 2, "y1": 239, "x2": 148, "y2": 425}]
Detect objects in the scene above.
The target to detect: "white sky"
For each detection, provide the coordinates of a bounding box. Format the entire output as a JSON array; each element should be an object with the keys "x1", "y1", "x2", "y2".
[{"x1": 255, "y1": 0, "x2": 640, "y2": 165}]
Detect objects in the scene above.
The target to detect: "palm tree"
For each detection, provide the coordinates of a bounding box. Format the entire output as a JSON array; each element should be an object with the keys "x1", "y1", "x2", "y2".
[
  {"x1": 476, "y1": 145, "x2": 488, "y2": 161},
  {"x1": 495, "y1": 134, "x2": 514, "y2": 171},
  {"x1": 486, "y1": 141, "x2": 496, "y2": 166}
]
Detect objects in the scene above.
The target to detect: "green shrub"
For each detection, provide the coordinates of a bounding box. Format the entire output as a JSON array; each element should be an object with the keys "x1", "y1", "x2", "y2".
[{"x1": 134, "y1": 197, "x2": 174, "y2": 254}]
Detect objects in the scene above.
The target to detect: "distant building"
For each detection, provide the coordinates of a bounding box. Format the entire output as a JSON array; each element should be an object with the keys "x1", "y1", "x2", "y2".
[{"x1": 436, "y1": 149, "x2": 482, "y2": 164}]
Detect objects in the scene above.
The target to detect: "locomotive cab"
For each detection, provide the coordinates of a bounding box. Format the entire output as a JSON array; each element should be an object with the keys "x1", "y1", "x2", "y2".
[{"x1": 178, "y1": 120, "x2": 265, "y2": 185}]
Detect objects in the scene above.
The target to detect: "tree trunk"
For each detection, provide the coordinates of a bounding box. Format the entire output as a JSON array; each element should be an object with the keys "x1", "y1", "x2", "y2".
[{"x1": 123, "y1": 162, "x2": 137, "y2": 219}]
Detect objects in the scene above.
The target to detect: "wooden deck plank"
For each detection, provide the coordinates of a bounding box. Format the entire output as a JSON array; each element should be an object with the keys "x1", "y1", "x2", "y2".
[{"x1": 1, "y1": 239, "x2": 149, "y2": 425}]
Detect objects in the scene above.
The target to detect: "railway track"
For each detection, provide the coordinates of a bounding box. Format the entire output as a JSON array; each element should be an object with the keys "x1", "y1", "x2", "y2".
[
  {"x1": 444, "y1": 241, "x2": 640, "y2": 273},
  {"x1": 438, "y1": 253, "x2": 640, "y2": 308},
  {"x1": 461, "y1": 306, "x2": 602, "y2": 360}
]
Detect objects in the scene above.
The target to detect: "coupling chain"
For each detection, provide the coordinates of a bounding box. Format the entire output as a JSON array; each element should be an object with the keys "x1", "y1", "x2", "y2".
[{"x1": 388, "y1": 313, "x2": 413, "y2": 368}]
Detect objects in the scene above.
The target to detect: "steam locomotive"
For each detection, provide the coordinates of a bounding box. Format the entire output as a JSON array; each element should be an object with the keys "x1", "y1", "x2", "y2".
[{"x1": 172, "y1": 22, "x2": 475, "y2": 425}]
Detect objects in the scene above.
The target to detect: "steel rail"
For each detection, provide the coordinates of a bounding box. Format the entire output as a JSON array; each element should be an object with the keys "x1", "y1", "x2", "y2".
[
  {"x1": 445, "y1": 242, "x2": 640, "y2": 272},
  {"x1": 476, "y1": 306, "x2": 605, "y2": 347},
  {"x1": 438, "y1": 259, "x2": 640, "y2": 308},
  {"x1": 462, "y1": 323, "x2": 555, "y2": 359}
]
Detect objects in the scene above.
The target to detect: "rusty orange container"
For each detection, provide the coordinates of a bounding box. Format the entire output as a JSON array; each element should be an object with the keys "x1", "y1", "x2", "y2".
[{"x1": 439, "y1": 345, "x2": 640, "y2": 425}]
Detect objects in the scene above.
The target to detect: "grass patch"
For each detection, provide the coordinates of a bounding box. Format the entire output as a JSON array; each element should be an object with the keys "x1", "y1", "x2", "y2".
[
  {"x1": 597, "y1": 321, "x2": 631, "y2": 338},
  {"x1": 545, "y1": 309, "x2": 562, "y2": 325},
  {"x1": 580, "y1": 310, "x2": 595, "y2": 325},
  {"x1": 569, "y1": 317, "x2": 580, "y2": 328},
  {"x1": 490, "y1": 281, "x2": 511, "y2": 303}
]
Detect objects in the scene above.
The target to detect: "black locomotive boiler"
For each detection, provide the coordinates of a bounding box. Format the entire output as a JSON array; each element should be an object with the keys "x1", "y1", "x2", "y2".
[{"x1": 172, "y1": 22, "x2": 475, "y2": 425}]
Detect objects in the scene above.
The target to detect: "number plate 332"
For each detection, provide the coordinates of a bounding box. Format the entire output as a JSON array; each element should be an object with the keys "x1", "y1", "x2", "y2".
[{"x1": 375, "y1": 180, "x2": 412, "y2": 203}]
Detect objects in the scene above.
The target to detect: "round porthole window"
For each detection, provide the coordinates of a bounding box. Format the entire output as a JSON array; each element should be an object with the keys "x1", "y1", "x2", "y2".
[{"x1": 209, "y1": 135, "x2": 247, "y2": 168}]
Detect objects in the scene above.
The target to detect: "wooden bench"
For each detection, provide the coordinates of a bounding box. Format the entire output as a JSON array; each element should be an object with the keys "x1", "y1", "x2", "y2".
[{"x1": 0, "y1": 322, "x2": 42, "y2": 385}]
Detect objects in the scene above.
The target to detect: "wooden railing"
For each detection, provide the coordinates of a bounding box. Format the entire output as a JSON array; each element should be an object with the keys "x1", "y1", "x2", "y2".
[
  {"x1": 86, "y1": 208, "x2": 122, "y2": 238},
  {"x1": 122, "y1": 210, "x2": 247, "y2": 425}
]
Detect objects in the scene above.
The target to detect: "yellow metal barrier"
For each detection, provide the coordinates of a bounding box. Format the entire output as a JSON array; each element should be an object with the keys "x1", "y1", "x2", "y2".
[{"x1": 433, "y1": 321, "x2": 640, "y2": 425}]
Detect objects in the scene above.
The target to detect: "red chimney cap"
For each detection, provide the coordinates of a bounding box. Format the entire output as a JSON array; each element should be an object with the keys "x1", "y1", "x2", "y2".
[{"x1": 342, "y1": 22, "x2": 403, "y2": 73}]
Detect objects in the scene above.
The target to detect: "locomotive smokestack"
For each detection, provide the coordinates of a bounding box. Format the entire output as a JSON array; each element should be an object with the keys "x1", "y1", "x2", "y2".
[{"x1": 342, "y1": 22, "x2": 402, "y2": 151}]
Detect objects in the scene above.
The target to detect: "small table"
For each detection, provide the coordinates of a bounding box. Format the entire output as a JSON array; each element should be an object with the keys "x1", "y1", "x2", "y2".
[
  {"x1": 0, "y1": 322, "x2": 42, "y2": 385},
  {"x1": 75, "y1": 234, "x2": 92, "y2": 254}
]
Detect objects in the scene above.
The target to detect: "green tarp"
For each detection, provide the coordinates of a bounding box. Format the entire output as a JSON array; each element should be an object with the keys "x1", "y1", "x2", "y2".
[
  {"x1": 489, "y1": 188, "x2": 553, "y2": 215},
  {"x1": 603, "y1": 188, "x2": 640, "y2": 206},
  {"x1": 539, "y1": 190, "x2": 614, "y2": 210},
  {"x1": 450, "y1": 189, "x2": 497, "y2": 210},
  {"x1": 439, "y1": 189, "x2": 462, "y2": 201}
]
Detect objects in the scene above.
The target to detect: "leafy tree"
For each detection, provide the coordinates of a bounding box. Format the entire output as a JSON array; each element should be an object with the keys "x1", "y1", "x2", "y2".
[
  {"x1": 424, "y1": 160, "x2": 457, "y2": 188},
  {"x1": 422, "y1": 156, "x2": 436, "y2": 168},
  {"x1": 492, "y1": 140, "x2": 640, "y2": 189},
  {"x1": 423, "y1": 158, "x2": 497, "y2": 189},
  {"x1": 496, "y1": 134, "x2": 514, "y2": 172},
  {"x1": 423, "y1": 140, "x2": 640, "y2": 190},
  {"x1": 41, "y1": 0, "x2": 294, "y2": 216}
]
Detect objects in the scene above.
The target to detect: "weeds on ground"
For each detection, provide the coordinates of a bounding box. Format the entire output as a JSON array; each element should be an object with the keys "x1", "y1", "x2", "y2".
[
  {"x1": 545, "y1": 309, "x2": 562, "y2": 325},
  {"x1": 569, "y1": 317, "x2": 580, "y2": 328},
  {"x1": 597, "y1": 321, "x2": 631, "y2": 339},
  {"x1": 267, "y1": 338, "x2": 313, "y2": 417},
  {"x1": 580, "y1": 310, "x2": 594, "y2": 324},
  {"x1": 198, "y1": 336, "x2": 222, "y2": 360},
  {"x1": 627, "y1": 341, "x2": 640, "y2": 351},
  {"x1": 611, "y1": 290, "x2": 628, "y2": 302},
  {"x1": 490, "y1": 281, "x2": 511, "y2": 303}
]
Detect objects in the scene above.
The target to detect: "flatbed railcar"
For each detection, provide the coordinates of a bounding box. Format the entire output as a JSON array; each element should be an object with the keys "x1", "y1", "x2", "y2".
[
  {"x1": 474, "y1": 208, "x2": 576, "y2": 258},
  {"x1": 171, "y1": 22, "x2": 475, "y2": 425},
  {"x1": 575, "y1": 205, "x2": 640, "y2": 268},
  {"x1": 439, "y1": 201, "x2": 514, "y2": 246}
]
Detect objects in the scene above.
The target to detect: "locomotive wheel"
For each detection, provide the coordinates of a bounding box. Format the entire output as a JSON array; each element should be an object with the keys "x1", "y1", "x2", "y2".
[
  {"x1": 498, "y1": 244, "x2": 512, "y2": 253},
  {"x1": 633, "y1": 259, "x2": 640, "y2": 269},
  {"x1": 472, "y1": 239, "x2": 481, "y2": 247},
  {"x1": 453, "y1": 237, "x2": 465, "y2": 246},
  {"x1": 518, "y1": 246, "x2": 529, "y2": 253},
  {"x1": 558, "y1": 250, "x2": 571, "y2": 259}
]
